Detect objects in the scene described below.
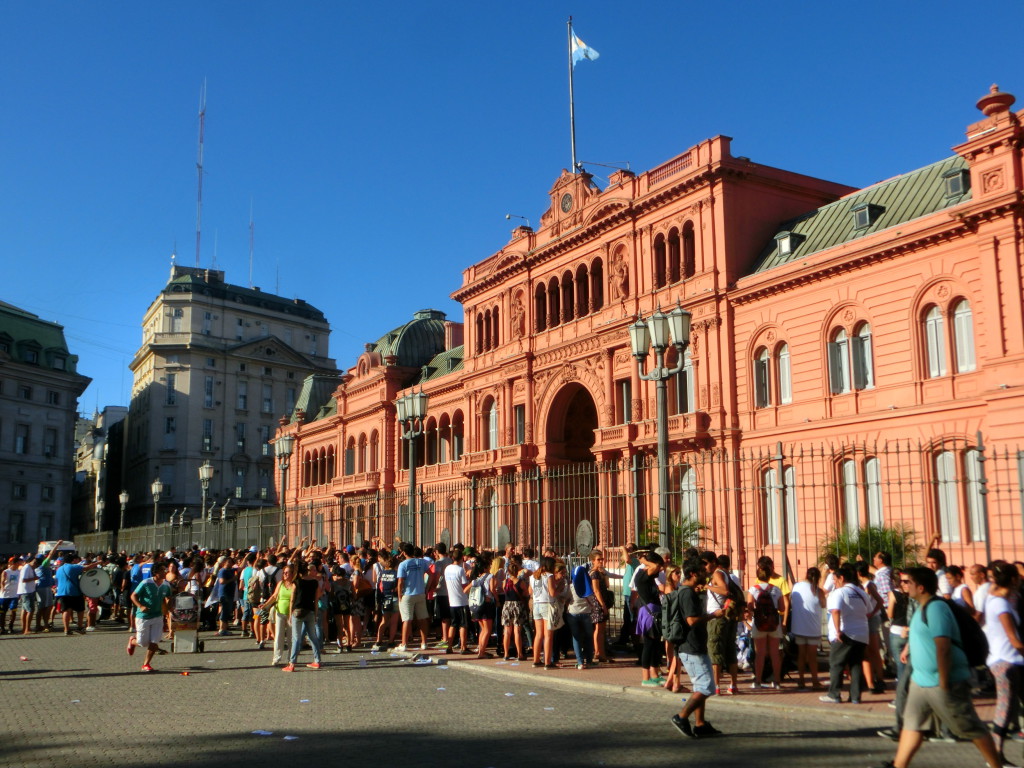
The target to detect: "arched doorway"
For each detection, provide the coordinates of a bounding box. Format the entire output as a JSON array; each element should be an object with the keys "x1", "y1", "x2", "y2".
[{"x1": 544, "y1": 384, "x2": 599, "y2": 553}]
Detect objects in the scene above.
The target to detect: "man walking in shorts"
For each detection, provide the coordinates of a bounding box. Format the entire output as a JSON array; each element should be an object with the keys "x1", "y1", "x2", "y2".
[
  {"x1": 671, "y1": 561, "x2": 723, "y2": 738},
  {"x1": 55, "y1": 553, "x2": 101, "y2": 635},
  {"x1": 396, "y1": 543, "x2": 429, "y2": 652},
  {"x1": 873, "y1": 566, "x2": 1001, "y2": 768},
  {"x1": 127, "y1": 561, "x2": 172, "y2": 672}
]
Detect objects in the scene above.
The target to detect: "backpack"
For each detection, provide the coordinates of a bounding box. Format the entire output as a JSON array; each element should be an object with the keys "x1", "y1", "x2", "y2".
[
  {"x1": 246, "y1": 569, "x2": 262, "y2": 601},
  {"x1": 715, "y1": 572, "x2": 746, "y2": 622},
  {"x1": 503, "y1": 577, "x2": 521, "y2": 601},
  {"x1": 662, "y1": 587, "x2": 690, "y2": 646},
  {"x1": 752, "y1": 584, "x2": 780, "y2": 632},
  {"x1": 260, "y1": 567, "x2": 278, "y2": 602},
  {"x1": 922, "y1": 597, "x2": 988, "y2": 668}
]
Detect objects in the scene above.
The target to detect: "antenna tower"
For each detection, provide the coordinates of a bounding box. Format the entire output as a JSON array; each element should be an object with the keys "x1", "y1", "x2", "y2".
[
  {"x1": 248, "y1": 199, "x2": 255, "y2": 289},
  {"x1": 194, "y1": 80, "x2": 207, "y2": 268}
]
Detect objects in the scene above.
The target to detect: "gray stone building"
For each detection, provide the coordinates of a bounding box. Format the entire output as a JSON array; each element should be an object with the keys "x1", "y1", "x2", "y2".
[
  {"x1": 0, "y1": 300, "x2": 91, "y2": 553},
  {"x1": 123, "y1": 265, "x2": 336, "y2": 525}
]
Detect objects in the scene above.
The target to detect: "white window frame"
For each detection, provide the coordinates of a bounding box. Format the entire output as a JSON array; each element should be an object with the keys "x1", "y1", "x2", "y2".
[
  {"x1": 841, "y1": 458, "x2": 859, "y2": 531},
  {"x1": 764, "y1": 467, "x2": 780, "y2": 545},
  {"x1": 934, "y1": 450, "x2": 961, "y2": 542},
  {"x1": 925, "y1": 306, "x2": 947, "y2": 378},
  {"x1": 953, "y1": 300, "x2": 976, "y2": 373},
  {"x1": 829, "y1": 330, "x2": 851, "y2": 394},
  {"x1": 852, "y1": 323, "x2": 874, "y2": 390},
  {"x1": 964, "y1": 449, "x2": 985, "y2": 542},
  {"x1": 865, "y1": 457, "x2": 884, "y2": 526},
  {"x1": 777, "y1": 344, "x2": 792, "y2": 405},
  {"x1": 754, "y1": 347, "x2": 771, "y2": 408}
]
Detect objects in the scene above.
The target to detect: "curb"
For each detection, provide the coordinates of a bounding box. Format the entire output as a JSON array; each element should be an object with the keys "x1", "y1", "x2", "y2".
[{"x1": 412, "y1": 653, "x2": 893, "y2": 723}]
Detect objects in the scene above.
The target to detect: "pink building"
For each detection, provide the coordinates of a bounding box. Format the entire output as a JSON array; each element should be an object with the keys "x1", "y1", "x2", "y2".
[{"x1": 279, "y1": 86, "x2": 1024, "y2": 575}]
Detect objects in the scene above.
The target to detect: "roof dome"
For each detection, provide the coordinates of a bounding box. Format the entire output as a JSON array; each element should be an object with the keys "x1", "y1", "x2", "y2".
[{"x1": 371, "y1": 309, "x2": 447, "y2": 369}]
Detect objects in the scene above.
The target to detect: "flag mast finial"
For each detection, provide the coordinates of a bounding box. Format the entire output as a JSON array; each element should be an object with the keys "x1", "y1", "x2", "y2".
[{"x1": 567, "y1": 17, "x2": 578, "y2": 173}]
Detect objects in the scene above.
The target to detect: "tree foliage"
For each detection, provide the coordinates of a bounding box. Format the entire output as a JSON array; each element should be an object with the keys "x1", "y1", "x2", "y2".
[{"x1": 818, "y1": 524, "x2": 922, "y2": 569}]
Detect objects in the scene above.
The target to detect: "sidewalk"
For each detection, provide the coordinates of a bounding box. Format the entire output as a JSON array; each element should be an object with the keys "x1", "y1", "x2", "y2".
[{"x1": 395, "y1": 645, "x2": 996, "y2": 723}]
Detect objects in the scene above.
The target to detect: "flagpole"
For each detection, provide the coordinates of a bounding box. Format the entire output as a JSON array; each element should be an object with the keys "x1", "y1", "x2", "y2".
[{"x1": 568, "y1": 16, "x2": 578, "y2": 173}]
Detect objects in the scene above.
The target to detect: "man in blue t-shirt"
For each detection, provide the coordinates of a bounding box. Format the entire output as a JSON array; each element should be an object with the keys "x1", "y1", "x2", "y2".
[
  {"x1": 875, "y1": 566, "x2": 999, "y2": 768},
  {"x1": 396, "y1": 543, "x2": 430, "y2": 651},
  {"x1": 55, "y1": 553, "x2": 101, "y2": 635}
]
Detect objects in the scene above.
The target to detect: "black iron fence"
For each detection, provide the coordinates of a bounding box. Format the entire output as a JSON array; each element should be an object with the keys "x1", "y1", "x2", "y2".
[
  {"x1": 74, "y1": 507, "x2": 283, "y2": 555},
  {"x1": 289, "y1": 435, "x2": 1022, "y2": 576}
]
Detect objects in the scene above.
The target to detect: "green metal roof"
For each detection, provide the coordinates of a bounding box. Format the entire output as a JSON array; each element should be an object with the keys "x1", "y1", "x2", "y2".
[
  {"x1": 419, "y1": 345, "x2": 464, "y2": 383},
  {"x1": 750, "y1": 155, "x2": 971, "y2": 274},
  {"x1": 0, "y1": 300, "x2": 82, "y2": 373},
  {"x1": 369, "y1": 309, "x2": 448, "y2": 369},
  {"x1": 292, "y1": 373, "x2": 342, "y2": 423}
]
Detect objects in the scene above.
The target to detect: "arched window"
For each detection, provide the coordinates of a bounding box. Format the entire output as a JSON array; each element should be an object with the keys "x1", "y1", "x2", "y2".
[
  {"x1": 754, "y1": 347, "x2": 771, "y2": 408},
  {"x1": 548, "y1": 277, "x2": 560, "y2": 328},
  {"x1": 671, "y1": 347, "x2": 694, "y2": 414},
  {"x1": 924, "y1": 305, "x2": 946, "y2": 378},
  {"x1": 678, "y1": 465, "x2": 698, "y2": 527},
  {"x1": 425, "y1": 418, "x2": 437, "y2": 465},
  {"x1": 437, "y1": 414, "x2": 450, "y2": 464},
  {"x1": 475, "y1": 313, "x2": 484, "y2": 354},
  {"x1": 934, "y1": 450, "x2": 960, "y2": 542},
  {"x1": 865, "y1": 456, "x2": 883, "y2": 526},
  {"x1": 483, "y1": 309, "x2": 492, "y2": 351},
  {"x1": 491, "y1": 307, "x2": 500, "y2": 349},
  {"x1": 763, "y1": 467, "x2": 780, "y2": 545},
  {"x1": 777, "y1": 343, "x2": 792, "y2": 404},
  {"x1": 481, "y1": 398, "x2": 499, "y2": 450},
  {"x1": 302, "y1": 450, "x2": 312, "y2": 487},
  {"x1": 682, "y1": 221, "x2": 696, "y2": 278},
  {"x1": 451, "y1": 411, "x2": 465, "y2": 460},
  {"x1": 828, "y1": 329, "x2": 851, "y2": 394},
  {"x1": 667, "y1": 228, "x2": 681, "y2": 284},
  {"x1": 326, "y1": 445, "x2": 335, "y2": 481},
  {"x1": 964, "y1": 448, "x2": 985, "y2": 542},
  {"x1": 653, "y1": 234, "x2": 667, "y2": 288},
  {"x1": 561, "y1": 272, "x2": 574, "y2": 323},
  {"x1": 369, "y1": 431, "x2": 379, "y2": 473},
  {"x1": 840, "y1": 458, "x2": 859, "y2": 531},
  {"x1": 953, "y1": 300, "x2": 975, "y2": 373},
  {"x1": 590, "y1": 258, "x2": 604, "y2": 310},
  {"x1": 575, "y1": 264, "x2": 589, "y2": 317},
  {"x1": 853, "y1": 323, "x2": 874, "y2": 389},
  {"x1": 534, "y1": 284, "x2": 547, "y2": 332},
  {"x1": 344, "y1": 438, "x2": 356, "y2": 476},
  {"x1": 357, "y1": 434, "x2": 367, "y2": 473},
  {"x1": 783, "y1": 466, "x2": 798, "y2": 544}
]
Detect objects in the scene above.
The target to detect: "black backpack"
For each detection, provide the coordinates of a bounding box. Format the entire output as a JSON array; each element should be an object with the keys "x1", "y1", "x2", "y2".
[
  {"x1": 663, "y1": 587, "x2": 690, "y2": 646},
  {"x1": 922, "y1": 597, "x2": 988, "y2": 668}
]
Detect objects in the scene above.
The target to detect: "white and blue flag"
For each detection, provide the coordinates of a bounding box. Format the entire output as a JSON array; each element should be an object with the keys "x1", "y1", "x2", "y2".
[{"x1": 570, "y1": 30, "x2": 599, "y2": 68}]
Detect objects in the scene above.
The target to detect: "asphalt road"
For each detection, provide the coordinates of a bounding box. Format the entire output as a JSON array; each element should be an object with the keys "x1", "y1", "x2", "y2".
[{"x1": 0, "y1": 625, "x2": 997, "y2": 768}]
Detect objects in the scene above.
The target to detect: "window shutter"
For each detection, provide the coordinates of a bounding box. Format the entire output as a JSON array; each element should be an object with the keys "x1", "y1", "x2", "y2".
[{"x1": 828, "y1": 342, "x2": 844, "y2": 394}]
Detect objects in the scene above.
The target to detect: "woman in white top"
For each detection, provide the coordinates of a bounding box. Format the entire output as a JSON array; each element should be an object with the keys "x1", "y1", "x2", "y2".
[
  {"x1": 529, "y1": 556, "x2": 560, "y2": 669},
  {"x1": 790, "y1": 567, "x2": 825, "y2": 689},
  {"x1": 984, "y1": 562, "x2": 1024, "y2": 764},
  {"x1": 747, "y1": 564, "x2": 783, "y2": 690},
  {"x1": 946, "y1": 565, "x2": 975, "y2": 613}
]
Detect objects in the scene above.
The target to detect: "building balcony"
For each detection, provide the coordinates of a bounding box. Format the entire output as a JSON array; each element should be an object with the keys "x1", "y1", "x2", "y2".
[
  {"x1": 632, "y1": 410, "x2": 712, "y2": 449},
  {"x1": 333, "y1": 472, "x2": 381, "y2": 491},
  {"x1": 460, "y1": 444, "x2": 533, "y2": 472}
]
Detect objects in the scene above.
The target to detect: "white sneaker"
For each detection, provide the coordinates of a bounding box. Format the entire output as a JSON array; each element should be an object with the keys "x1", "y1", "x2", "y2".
[
  {"x1": 371, "y1": 644, "x2": 382, "y2": 652},
  {"x1": 85, "y1": 626, "x2": 96, "y2": 632},
  {"x1": 395, "y1": 644, "x2": 408, "y2": 652},
  {"x1": 419, "y1": 643, "x2": 427, "y2": 651},
  {"x1": 751, "y1": 682, "x2": 762, "y2": 689}
]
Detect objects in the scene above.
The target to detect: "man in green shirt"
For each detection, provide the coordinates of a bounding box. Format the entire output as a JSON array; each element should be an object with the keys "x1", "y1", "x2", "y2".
[{"x1": 127, "y1": 562, "x2": 171, "y2": 672}]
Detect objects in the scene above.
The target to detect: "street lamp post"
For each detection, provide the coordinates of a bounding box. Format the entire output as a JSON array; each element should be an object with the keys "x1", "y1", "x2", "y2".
[
  {"x1": 274, "y1": 434, "x2": 295, "y2": 542},
  {"x1": 117, "y1": 490, "x2": 129, "y2": 554},
  {"x1": 629, "y1": 304, "x2": 692, "y2": 551},
  {"x1": 199, "y1": 461, "x2": 214, "y2": 550},
  {"x1": 95, "y1": 499, "x2": 105, "y2": 533},
  {"x1": 396, "y1": 387, "x2": 428, "y2": 545},
  {"x1": 150, "y1": 478, "x2": 164, "y2": 552}
]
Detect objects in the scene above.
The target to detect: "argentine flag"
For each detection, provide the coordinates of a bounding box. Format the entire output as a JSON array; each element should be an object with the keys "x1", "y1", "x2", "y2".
[{"x1": 571, "y1": 30, "x2": 599, "y2": 68}]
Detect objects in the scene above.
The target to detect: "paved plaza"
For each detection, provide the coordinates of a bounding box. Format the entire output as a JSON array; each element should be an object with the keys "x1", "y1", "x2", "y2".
[{"x1": 0, "y1": 625, "x2": 1005, "y2": 768}]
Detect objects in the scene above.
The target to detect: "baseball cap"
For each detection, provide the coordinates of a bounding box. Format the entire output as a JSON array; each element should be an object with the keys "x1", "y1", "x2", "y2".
[
  {"x1": 345, "y1": 545, "x2": 355, "y2": 554},
  {"x1": 249, "y1": 546, "x2": 258, "y2": 553}
]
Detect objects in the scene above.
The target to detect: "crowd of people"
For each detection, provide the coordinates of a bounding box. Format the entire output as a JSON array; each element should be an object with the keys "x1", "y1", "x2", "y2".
[{"x1": 2, "y1": 534, "x2": 1021, "y2": 767}]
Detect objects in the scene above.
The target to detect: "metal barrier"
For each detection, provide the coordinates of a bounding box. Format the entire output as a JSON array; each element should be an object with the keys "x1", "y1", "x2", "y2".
[{"x1": 75, "y1": 507, "x2": 283, "y2": 555}]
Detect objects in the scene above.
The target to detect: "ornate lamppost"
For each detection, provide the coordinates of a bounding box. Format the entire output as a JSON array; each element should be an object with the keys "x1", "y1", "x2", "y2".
[
  {"x1": 199, "y1": 461, "x2": 214, "y2": 549},
  {"x1": 150, "y1": 478, "x2": 164, "y2": 552},
  {"x1": 629, "y1": 304, "x2": 692, "y2": 550},
  {"x1": 396, "y1": 387, "x2": 428, "y2": 545},
  {"x1": 274, "y1": 433, "x2": 295, "y2": 541}
]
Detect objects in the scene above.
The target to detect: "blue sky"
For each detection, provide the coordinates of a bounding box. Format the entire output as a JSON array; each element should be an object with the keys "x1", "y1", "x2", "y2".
[{"x1": 1, "y1": 2, "x2": 1021, "y2": 411}]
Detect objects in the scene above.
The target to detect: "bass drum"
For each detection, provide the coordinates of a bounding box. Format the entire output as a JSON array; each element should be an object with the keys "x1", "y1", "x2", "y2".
[{"x1": 78, "y1": 568, "x2": 112, "y2": 598}]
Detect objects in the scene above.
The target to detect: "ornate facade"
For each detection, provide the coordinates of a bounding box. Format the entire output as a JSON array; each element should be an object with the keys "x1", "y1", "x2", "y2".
[{"x1": 279, "y1": 87, "x2": 1024, "y2": 574}]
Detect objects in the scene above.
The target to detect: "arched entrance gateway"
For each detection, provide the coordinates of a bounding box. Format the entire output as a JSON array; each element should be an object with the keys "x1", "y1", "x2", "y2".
[{"x1": 543, "y1": 383, "x2": 599, "y2": 555}]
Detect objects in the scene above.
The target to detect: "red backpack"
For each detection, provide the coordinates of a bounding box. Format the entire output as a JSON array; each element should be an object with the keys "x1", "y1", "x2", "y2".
[{"x1": 752, "y1": 584, "x2": 780, "y2": 632}]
